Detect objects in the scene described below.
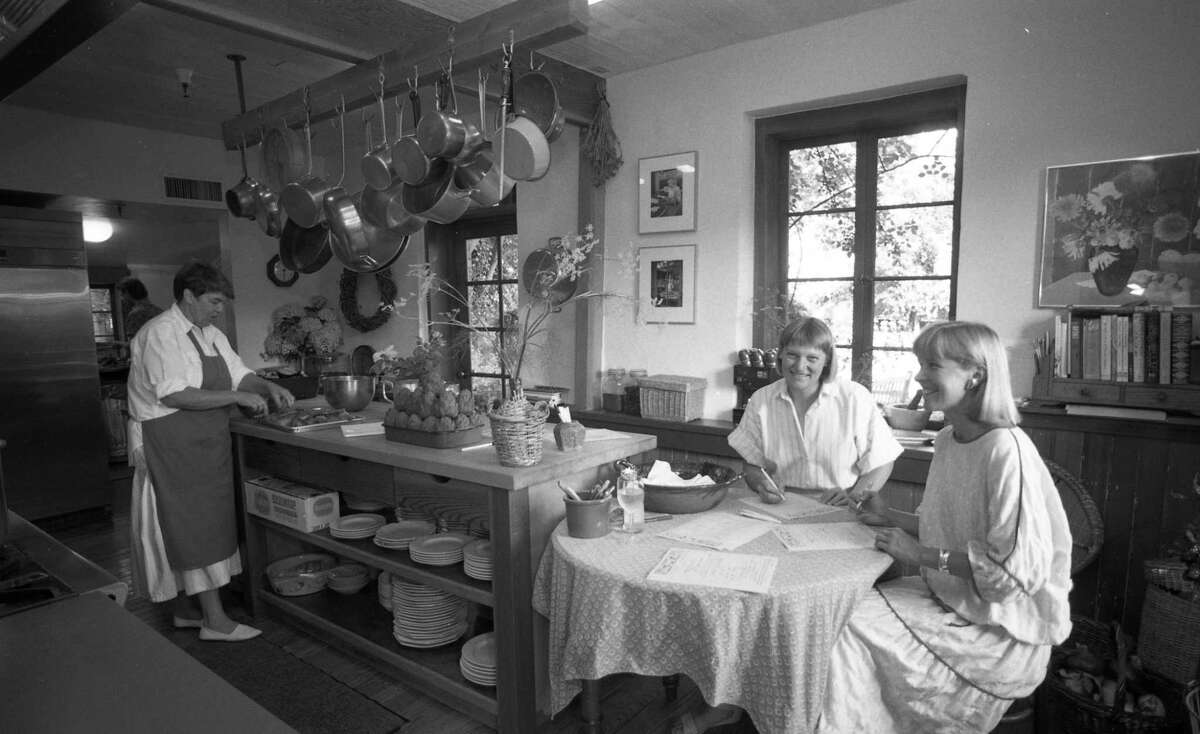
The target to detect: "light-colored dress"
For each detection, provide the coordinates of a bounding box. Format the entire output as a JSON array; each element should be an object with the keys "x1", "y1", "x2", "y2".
[
  {"x1": 126, "y1": 304, "x2": 253, "y2": 602},
  {"x1": 817, "y1": 426, "x2": 1073, "y2": 733},
  {"x1": 728, "y1": 377, "x2": 902, "y2": 491}
]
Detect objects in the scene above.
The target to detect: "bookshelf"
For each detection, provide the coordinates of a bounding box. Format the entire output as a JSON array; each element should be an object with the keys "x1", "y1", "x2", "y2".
[{"x1": 1033, "y1": 307, "x2": 1200, "y2": 415}]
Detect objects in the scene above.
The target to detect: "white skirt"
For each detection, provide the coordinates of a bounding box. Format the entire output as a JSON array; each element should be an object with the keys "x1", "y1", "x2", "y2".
[
  {"x1": 129, "y1": 445, "x2": 242, "y2": 602},
  {"x1": 817, "y1": 576, "x2": 1050, "y2": 734}
]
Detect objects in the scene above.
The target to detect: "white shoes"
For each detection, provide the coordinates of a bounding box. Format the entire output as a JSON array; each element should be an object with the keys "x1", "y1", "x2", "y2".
[{"x1": 198, "y1": 623, "x2": 262, "y2": 642}]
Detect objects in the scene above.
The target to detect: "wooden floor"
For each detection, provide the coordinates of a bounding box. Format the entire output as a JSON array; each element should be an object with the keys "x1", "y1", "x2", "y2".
[{"x1": 41, "y1": 464, "x2": 736, "y2": 734}]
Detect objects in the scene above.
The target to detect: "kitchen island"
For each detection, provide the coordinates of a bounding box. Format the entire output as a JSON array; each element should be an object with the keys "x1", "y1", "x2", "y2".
[{"x1": 231, "y1": 402, "x2": 655, "y2": 734}]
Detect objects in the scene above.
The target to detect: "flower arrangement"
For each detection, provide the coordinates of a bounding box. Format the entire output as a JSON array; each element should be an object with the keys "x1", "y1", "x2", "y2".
[
  {"x1": 262, "y1": 295, "x2": 344, "y2": 364},
  {"x1": 1049, "y1": 161, "x2": 1191, "y2": 278}
]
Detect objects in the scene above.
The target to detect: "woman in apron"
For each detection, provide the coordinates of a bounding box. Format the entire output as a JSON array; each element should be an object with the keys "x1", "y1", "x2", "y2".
[{"x1": 127, "y1": 263, "x2": 294, "y2": 641}]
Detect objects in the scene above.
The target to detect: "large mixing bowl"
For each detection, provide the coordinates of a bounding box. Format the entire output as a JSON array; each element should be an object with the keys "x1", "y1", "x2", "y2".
[{"x1": 321, "y1": 375, "x2": 375, "y2": 411}]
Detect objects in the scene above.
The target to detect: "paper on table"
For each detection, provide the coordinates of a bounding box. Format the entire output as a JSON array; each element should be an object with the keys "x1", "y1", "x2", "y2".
[
  {"x1": 340, "y1": 421, "x2": 384, "y2": 437},
  {"x1": 658, "y1": 513, "x2": 775, "y2": 551},
  {"x1": 738, "y1": 493, "x2": 842, "y2": 522},
  {"x1": 646, "y1": 547, "x2": 777, "y2": 594},
  {"x1": 584, "y1": 428, "x2": 633, "y2": 441},
  {"x1": 771, "y1": 523, "x2": 878, "y2": 552}
]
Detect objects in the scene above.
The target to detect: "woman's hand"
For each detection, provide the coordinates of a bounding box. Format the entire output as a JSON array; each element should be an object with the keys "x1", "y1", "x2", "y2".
[
  {"x1": 819, "y1": 489, "x2": 852, "y2": 507},
  {"x1": 873, "y1": 527, "x2": 922, "y2": 565},
  {"x1": 235, "y1": 391, "x2": 269, "y2": 417},
  {"x1": 744, "y1": 464, "x2": 784, "y2": 504},
  {"x1": 265, "y1": 382, "x2": 295, "y2": 412}
]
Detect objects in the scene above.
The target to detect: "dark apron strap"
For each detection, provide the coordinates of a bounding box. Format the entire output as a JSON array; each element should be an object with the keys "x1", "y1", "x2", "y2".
[{"x1": 142, "y1": 329, "x2": 238, "y2": 571}]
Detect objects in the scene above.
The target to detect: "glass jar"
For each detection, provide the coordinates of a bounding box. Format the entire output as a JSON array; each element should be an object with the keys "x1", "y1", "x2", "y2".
[
  {"x1": 623, "y1": 368, "x2": 647, "y2": 416},
  {"x1": 602, "y1": 368, "x2": 625, "y2": 412},
  {"x1": 616, "y1": 466, "x2": 644, "y2": 533}
]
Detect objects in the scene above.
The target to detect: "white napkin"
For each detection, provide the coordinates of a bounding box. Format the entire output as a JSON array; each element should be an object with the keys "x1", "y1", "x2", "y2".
[{"x1": 645, "y1": 459, "x2": 715, "y2": 487}]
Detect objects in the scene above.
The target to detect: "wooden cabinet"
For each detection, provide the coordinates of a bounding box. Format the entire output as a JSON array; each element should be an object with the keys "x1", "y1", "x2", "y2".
[
  {"x1": 1033, "y1": 373, "x2": 1200, "y2": 414},
  {"x1": 230, "y1": 407, "x2": 655, "y2": 734}
]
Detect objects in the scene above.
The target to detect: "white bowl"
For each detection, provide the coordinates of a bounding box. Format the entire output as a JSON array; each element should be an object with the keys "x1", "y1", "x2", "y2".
[{"x1": 885, "y1": 405, "x2": 931, "y2": 431}]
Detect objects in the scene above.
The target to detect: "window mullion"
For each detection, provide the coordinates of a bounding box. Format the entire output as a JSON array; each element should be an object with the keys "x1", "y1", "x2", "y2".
[{"x1": 851, "y1": 134, "x2": 877, "y2": 384}]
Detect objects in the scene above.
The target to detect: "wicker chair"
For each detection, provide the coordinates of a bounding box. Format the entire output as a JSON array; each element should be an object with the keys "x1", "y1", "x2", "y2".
[{"x1": 993, "y1": 458, "x2": 1104, "y2": 734}]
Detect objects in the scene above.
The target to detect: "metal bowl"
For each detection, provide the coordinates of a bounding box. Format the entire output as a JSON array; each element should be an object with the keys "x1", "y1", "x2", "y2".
[
  {"x1": 321, "y1": 375, "x2": 376, "y2": 412},
  {"x1": 624, "y1": 461, "x2": 742, "y2": 514}
]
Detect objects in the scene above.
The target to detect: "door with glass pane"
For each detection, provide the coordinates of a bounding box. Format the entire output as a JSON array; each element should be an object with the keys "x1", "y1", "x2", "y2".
[{"x1": 450, "y1": 216, "x2": 519, "y2": 403}]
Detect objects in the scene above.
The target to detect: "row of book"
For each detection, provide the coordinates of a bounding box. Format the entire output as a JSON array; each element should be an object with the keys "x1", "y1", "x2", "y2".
[{"x1": 1050, "y1": 308, "x2": 1200, "y2": 384}]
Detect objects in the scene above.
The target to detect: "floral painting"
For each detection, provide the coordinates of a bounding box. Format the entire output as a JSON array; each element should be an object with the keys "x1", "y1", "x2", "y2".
[{"x1": 1037, "y1": 151, "x2": 1200, "y2": 308}]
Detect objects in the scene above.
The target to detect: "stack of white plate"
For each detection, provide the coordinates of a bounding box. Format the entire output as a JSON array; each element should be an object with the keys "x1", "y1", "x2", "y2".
[
  {"x1": 377, "y1": 572, "x2": 393, "y2": 610},
  {"x1": 395, "y1": 506, "x2": 432, "y2": 523},
  {"x1": 373, "y1": 520, "x2": 436, "y2": 550},
  {"x1": 462, "y1": 539, "x2": 493, "y2": 581},
  {"x1": 436, "y1": 517, "x2": 472, "y2": 535},
  {"x1": 391, "y1": 579, "x2": 468, "y2": 648},
  {"x1": 409, "y1": 533, "x2": 471, "y2": 566},
  {"x1": 330, "y1": 514, "x2": 386, "y2": 540},
  {"x1": 459, "y1": 632, "x2": 497, "y2": 686},
  {"x1": 327, "y1": 563, "x2": 370, "y2": 595},
  {"x1": 341, "y1": 494, "x2": 391, "y2": 514}
]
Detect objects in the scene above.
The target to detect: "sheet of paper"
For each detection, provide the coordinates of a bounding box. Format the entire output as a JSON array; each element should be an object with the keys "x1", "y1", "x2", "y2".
[
  {"x1": 738, "y1": 493, "x2": 842, "y2": 522},
  {"x1": 646, "y1": 547, "x2": 778, "y2": 594},
  {"x1": 582, "y1": 428, "x2": 632, "y2": 441},
  {"x1": 771, "y1": 522, "x2": 878, "y2": 552},
  {"x1": 339, "y1": 421, "x2": 383, "y2": 437},
  {"x1": 657, "y1": 513, "x2": 775, "y2": 551}
]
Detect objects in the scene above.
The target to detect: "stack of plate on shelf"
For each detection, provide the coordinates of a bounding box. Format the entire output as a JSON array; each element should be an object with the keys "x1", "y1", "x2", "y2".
[
  {"x1": 341, "y1": 494, "x2": 391, "y2": 515},
  {"x1": 395, "y1": 506, "x2": 432, "y2": 523},
  {"x1": 377, "y1": 572, "x2": 393, "y2": 610},
  {"x1": 462, "y1": 539, "x2": 493, "y2": 581},
  {"x1": 327, "y1": 563, "x2": 370, "y2": 595},
  {"x1": 436, "y1": 517, "x2": 472, "y2": 535},
  {"x1": 391, "y1": 579, "x2": 469, "y2": 648},
  {"x1": 331, "y1": 513, "x2": 386, "y2": 540},
  {"x1": 373, "y1": 520, "x2": 436, "y2": 550},
  {"x1": 408, "y1": 533, "x2": 472, "y2": 566},
  {"x1": 459, "y1": 632, "x2": 497, "y2": 687}
]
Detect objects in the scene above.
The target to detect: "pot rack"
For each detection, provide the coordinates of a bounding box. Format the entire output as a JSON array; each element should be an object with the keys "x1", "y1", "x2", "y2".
[{"x1": 220, "y1": 0, "x2": 594, "y2": 152}]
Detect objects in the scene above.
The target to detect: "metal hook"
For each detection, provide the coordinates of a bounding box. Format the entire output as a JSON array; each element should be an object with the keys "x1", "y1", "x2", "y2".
[{"x1": 409, "y1": 66, "x2": 419, "y2": 94}]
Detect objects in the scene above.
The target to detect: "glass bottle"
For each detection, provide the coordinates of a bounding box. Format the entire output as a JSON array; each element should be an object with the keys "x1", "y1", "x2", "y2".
[
  {"x1": 623, "y1": 368, "x2": 647, "y2": 416},
  {"x1": 616, "y1": 466, "x2": 645, "y2": 533},
  {"x1": 602, "y1": 368, "x2": 625, "y2": 412}
]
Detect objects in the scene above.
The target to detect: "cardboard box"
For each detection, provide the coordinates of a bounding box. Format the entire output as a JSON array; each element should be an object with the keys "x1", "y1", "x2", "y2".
[{"x1": 244, "y1": 475, "x2": 340, "y2": 533}]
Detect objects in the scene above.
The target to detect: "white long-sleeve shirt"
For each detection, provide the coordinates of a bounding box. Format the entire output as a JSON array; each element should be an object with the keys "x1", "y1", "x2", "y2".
[{"x1": 728, "y1": 377, "x2": 902, "y2": 491}]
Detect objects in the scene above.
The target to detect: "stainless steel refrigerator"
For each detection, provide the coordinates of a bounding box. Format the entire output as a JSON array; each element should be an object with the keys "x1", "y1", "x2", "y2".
[{"x1": 0, "y1": 206, "x2": 109, "y2": 520}]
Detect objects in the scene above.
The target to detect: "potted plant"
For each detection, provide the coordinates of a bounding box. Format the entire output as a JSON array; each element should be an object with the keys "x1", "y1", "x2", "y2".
[{"x1": 262, "y1": 295, "x2": 345, "y2": 378}]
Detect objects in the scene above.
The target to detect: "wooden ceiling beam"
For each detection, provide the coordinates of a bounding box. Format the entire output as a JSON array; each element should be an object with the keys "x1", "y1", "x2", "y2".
[{"x1": 221, "y1": 0, "x2": 590, "y2": 150}]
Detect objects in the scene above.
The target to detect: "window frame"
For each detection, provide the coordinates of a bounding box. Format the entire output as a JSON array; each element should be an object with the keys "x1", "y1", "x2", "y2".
[{"x1": 753, "y1": 83, "x2": 966, "y2": 386}]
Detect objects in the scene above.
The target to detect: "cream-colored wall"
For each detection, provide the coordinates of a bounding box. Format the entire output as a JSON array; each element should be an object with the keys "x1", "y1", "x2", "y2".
[{"x1": 601, "y1": 0, "x2": 1200, "y2": 419}]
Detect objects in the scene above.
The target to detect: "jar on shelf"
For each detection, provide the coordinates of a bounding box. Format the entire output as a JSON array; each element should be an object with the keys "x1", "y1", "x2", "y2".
[
  {"x1": 623, "y1": 368, "x2": 647, "y2": 416},
  {"x1": 602, "y1": 368, "x2": 625, "y2": 412}
]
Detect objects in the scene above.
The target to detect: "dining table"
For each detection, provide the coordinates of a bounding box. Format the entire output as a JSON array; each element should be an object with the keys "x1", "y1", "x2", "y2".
[{"x1": 531, "y1": 484, "x2": 894, "y2": 734}]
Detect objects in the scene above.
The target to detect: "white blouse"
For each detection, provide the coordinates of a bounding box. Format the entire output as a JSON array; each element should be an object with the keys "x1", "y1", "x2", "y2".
[
  {"x1": 126, "y1": 303, "x2": 253, "y2": 455},
  {"x1": 728, "y1": 377, "x2": 902, "y2": 491},
  {"x1": 919, "y1": 426, "x2": 1073, "y2": 645}
]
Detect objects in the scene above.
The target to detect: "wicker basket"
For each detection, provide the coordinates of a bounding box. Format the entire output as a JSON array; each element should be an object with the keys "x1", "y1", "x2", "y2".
[
  {"x1": 637, "y1": 375, "x2": 706, "y2": 423},
  {"x1": 1144, "y1": 558, "x2": 1197, "y2": 597},
  {"x1": 488, "y1": 401, "x2": 551, "y2": 467},
  {"x1": 1138, "y1": 583, "x2": 1200, "y2": 685},
  {"x1": 1044, "y1": 615, "x2": 1185, "y2": 734}
]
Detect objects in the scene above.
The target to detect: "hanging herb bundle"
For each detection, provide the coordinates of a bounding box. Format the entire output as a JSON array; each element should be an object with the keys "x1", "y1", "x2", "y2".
[{"x1": 582, "y1": 86, "x2": 622, "y2": 188}]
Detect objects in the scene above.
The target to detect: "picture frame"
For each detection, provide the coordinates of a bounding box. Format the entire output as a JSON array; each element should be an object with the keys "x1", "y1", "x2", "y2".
[
  {"x1": 638, "y1": 244, "x2": 696, "y2": 324},
  {"x1": 1036, "y1": 151, "x2": 1200, "y2": 308},
  {"x1": 638, "y1": 151, "x2": 697, "y2": 234}
]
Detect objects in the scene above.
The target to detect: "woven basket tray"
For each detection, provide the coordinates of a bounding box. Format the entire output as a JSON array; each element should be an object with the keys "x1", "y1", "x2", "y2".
[
  {"x1": 1143, "y1": 558, "x2": 1197, "y2": 596},
  {"x1": 1138, "y1": 583, "x2": 1200, "y2": 685}
]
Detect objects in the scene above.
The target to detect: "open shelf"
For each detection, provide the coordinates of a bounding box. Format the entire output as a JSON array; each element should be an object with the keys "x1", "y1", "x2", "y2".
[
  {"x1": 258, "y1": 588, "x2": 498, "y2": 725},
  {"x1": 250, "y1": 516, "x2": 494, "y2": 606}
]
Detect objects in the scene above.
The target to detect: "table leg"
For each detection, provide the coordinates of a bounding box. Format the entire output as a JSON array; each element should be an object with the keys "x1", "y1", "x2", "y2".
[
  {"x1": 579, "y1": 678, "x2": 603, "y2": 734},
  {"x1": 662, "y1": 673, "x2": 679, "y2": 702}
]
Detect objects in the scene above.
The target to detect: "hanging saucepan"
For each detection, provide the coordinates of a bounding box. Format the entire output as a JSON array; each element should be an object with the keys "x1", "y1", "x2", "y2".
[
  {"x1": 278, "y1": 218, "x2": 332, "y2": 274},
  {"x1": 324, "y1": 102, "x2": 374, "y2": 271},
  {"x1": 456, "y1": 72, "x2": 516, "y2": 208},
  {"x1": 281, "y1": 93, "x2": 334, "y2": 228},
  {"x1": 225, "y1": 141, "x2": 262, "y2": 219},
  {"x1": 255, "y1": 184, "x2": 283, "y2": 237},
  {"x1": 402, "y1": 157, "x2": 472, "y2": 225},
  {"x1": 359, "y1": 115, "x2": 426, "y2": 235},
  {"x1": 513, "y1": 71, "x2": 565, "y2": 143},
  {"x1": 361, "y1": 91, "x2": 398, "y2": 191},
  {"x1": 354, "y1": 190, "x2": 411, "y2": 273},
  {"x1": 497, "y1": 59, "x2": 550, "y2": 182},
  {"x1": 416, "y1": 72, "x2": 483, "y2": 164},
  {"x1": 521, "y1": 247, "x2": 576, "y2": 307},
  {"x1": 394, "y1": 85, "x2": 433, "y2": 186}
]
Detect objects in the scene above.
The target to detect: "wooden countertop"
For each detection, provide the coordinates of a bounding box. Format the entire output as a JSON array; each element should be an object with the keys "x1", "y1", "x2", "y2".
[
  {"x1": 0, "y1": 592, "x2": 294, "y2": 734},
  {"x1": 5, "y1": 510, "x2": 127, "y2": 606},
  {"x1": 231, "y1": 400, "x2": 656, "y2": 491}
]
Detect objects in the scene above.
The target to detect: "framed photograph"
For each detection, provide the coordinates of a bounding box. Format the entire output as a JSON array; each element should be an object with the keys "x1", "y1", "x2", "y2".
[
  {"x1": 638, "y1": 244, "x2": 696, "y2": 323},
  {"x1": 638, "y1": 151, "x2": 697, "y2": 234},
  {"x1": 1036, "y1": 151, "x2": 1200, "y2": 308}
]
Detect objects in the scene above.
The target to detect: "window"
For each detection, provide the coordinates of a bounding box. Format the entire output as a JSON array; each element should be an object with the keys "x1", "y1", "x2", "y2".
[
  {"x1": 439, "y1": 215, "x2": 519, "y2": 400},
  {"x1": 754, "y1": 83, "x2": 964, "y2": 405},
  {"x1": 90, "y1": 286, "x2": 117, "y2": 342}
]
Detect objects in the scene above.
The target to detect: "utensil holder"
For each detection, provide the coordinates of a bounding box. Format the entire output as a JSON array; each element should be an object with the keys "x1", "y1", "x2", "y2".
[{"x1": 563, "y1": 497, "x2": 611, "y2": 539}]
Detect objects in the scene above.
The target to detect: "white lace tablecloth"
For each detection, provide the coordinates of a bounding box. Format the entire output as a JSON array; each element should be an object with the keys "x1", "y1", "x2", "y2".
[{"x1": 532, "y1": 486, "x2": 892, "y2": 734}]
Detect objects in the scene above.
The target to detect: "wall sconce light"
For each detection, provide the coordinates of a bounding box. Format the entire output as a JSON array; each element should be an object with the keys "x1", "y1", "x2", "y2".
[
  {"x1": 82, "y1": 216, "x2": 113, "y2": 243},
  {"x1": 175, "y1": 67, "x2": 194, "y2": 98}
]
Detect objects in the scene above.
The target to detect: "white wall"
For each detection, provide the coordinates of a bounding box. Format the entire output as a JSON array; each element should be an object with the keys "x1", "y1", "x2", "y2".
[{"x1": 600, "y1": 0, "x2": 1200, "y2": 419}]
